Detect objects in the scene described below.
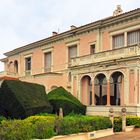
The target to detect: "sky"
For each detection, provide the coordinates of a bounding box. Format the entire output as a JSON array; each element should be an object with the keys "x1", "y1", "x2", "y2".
[{"x1": 0, "y1": 0, "x2": 139, "y2": 71}]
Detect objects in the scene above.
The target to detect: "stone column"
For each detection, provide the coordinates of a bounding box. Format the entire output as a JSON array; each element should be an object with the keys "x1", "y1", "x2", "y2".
[
  {"x1": 109, "y1": 108, "x2": 114, "y2": 128},
  {"x1": 121, "y1": 108, "x2": 127, "y2": 132},
  {"x1": 107, "y1": 80, "x2": 110, "y2": 106},
  {"x1": 92, "y1": 79, "x2": 95, "y2": 105}
]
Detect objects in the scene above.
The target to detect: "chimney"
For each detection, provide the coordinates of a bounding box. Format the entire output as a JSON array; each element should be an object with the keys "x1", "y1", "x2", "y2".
[
  {"x1": 52, "y1": 31, "x2": 58, "y2": 36},
  {"x1": 70, "y1": 25, "x2": 77, "y2": 30},
  {"x1": 113, "y1": 5, "x2": 123, "y2": 16}
]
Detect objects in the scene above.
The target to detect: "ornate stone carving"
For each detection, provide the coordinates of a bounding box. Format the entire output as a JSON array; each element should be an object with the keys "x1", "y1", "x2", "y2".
[{"x1": 113, "y1": 5, "x2": 123, "y2": 16}]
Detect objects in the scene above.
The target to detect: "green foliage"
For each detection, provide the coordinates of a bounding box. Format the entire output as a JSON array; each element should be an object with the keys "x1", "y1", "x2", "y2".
[
  {"x1": 0, "y1": 80, "x2": 52, "y2": 119},
  {"x1": 0, "y1": 116, "x2": 6, "y2": 124},
  {"x1": 114, "y1": 117, "x2": 122, "y2": 132},
  {"x1": 56, "y1": 115, "x2": 112, "y2": 135},
  {"x1": 126, "y1": 116, "x2": 140, "y2": 127},
  {"x1": 0, "y1": 115, "x2": 112, "y2": 139},
  {"x1": 114, "y1": 116, "x2": 140, "y2": 132},
  {"x1": 0, "y1": 116, "x2": 55, "y2": 140},
  {"x1": 47, "y1": 87, "x2": 86, "y2": 115},
  {"x1": 0, "y1": 120, "x2": 34, "y2": 140},
  {"x1": 26, "y1": 116, "x2": 56, "y2": 139},
  {"x1": 35, "y1": 112, "x2": 56, "y2": 117}
]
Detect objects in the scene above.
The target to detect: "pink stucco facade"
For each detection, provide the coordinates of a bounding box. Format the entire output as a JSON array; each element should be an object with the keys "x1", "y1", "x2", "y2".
[{"x1": 1, "y1": 7, "x2": 140, "y2": 116}]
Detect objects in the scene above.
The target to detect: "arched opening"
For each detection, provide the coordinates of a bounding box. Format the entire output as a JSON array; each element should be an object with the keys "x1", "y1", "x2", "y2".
[
  {"x1": 81, "y1": 75, "x2": 92, "y2": 105},
  {"x1": 14, "y1": 60, "x2": 18, "y2": 74},
  {"x1": 51, "y1": 86, "x2": 58, "y2": 90},
  {"x1": 110, "y1": 71, "x2": 123, "y2": 105},
  {"x1": 94, "y1": 74, "x2": 107, "y2": 105},
  {"x1": 8, "y1": 61, "x2": 14, "y2": 74}
]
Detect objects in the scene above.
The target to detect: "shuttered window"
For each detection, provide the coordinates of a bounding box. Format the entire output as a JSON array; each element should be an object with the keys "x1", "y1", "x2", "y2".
[
  {"x1": 127, "y1": 30, "x2": 140, "y2": 45},
  {"x1": 25, "y1": 57, "x2": 31, "y2": 71},
  {"x1": 44, "y1": 52, "x2": 52, "y2": 72},
  {"x1": 68, "y1": 45, "x2": 77, "y2": 60},
  {"x1": 113, "y1": 34, "x2": 124, "y2": 49}
]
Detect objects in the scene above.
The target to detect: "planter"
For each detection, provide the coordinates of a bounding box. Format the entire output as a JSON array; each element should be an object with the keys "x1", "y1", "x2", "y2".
[
  {"x1": 125, "y1": 125, "x2": 135, "y2": 132},
  {"x1": 34, "y1": 128, "x2": 114, "y2": 140}
]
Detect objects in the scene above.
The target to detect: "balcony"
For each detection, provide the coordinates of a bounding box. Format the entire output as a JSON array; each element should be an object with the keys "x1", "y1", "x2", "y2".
[
  {"x1": 70, "y1": 44, "x2": 140, "y2": 67},
  {"x1": 0, "y1": 71, "x2": 19, "y2": 79}
]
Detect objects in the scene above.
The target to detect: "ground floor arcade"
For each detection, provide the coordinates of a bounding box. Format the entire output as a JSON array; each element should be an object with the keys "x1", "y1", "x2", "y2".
[{"x1": 71, "y1": 67, "x2": 140, "y2": 116}]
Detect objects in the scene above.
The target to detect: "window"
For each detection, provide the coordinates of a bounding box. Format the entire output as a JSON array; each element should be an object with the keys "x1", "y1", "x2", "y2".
[
  {"x1": 90, "y1": 44, "x2": 95, "y2": 54},
  {"x1": 14, "y1": 60, "x2": 18, "y2": 74},
  {"x1": 25, "y1": 57, "x2": 31, "y2": 71},
  {"x1": 127, "y1": 30, "x2": 140, "y2": 45},
  {"x1": 68, "y1": 72, "x2": 71, "y2": 82},
  {"x1": 68, "y1": 45, "x2": 77, "y2": 61},
  {"x1": 113, "y1": 34, "x2": 124, "y2": 48},
  {"x1": 44, "y1": 52, "x2": 52, "y2": 72}
]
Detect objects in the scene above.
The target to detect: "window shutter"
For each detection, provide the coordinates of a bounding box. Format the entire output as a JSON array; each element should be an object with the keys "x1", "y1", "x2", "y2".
[
  {"x1": 44, "y1": 52, "x2": 52, "y2": 71},
  {"x1": 113, "y1": 34, "x2": 124, "y2": 48},
  {"x1": 69, "y1": 45, "x2": 77, "y2": 59},
  {"x1": 128, "y1": 30, "x2": 140, "y2": 45}
]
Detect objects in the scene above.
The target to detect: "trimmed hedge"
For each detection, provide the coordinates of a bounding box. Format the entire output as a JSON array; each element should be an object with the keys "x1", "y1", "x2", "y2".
[
  {"x1": 0, "y1": 115, "x2": 112, "y2": 139},
  {"x1": 114, "y1": 116, "x2": 140, "y2": 132},
  {"x1": 0, "y1": 80, "x2": 52, "y2": 119},
  {"x1": 0, "y1": 116, "x2": 55, "y2": 140},
  {"x1": 47, "y1": 87, "x2": 86, "y2": 115},
  {"x1": 126, "y1": 116, "x2": 140, "y2": 127},
  {"x1": 56, "y1": 115, "x2": 112, "y2": 135}
]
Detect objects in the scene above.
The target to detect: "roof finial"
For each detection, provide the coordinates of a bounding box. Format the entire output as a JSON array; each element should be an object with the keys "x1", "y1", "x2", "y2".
[{"x1": 113, "y1": 5, "x2": 123, "y2": 16}]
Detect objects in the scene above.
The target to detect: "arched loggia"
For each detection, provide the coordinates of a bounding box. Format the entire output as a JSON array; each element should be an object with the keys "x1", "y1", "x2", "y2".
[
  {"x1": 94, "y1": 74, "x2": 107, "y2": 105},
  {"x1": 110, "y1": 71, "x2": 124, "y2": 105}
]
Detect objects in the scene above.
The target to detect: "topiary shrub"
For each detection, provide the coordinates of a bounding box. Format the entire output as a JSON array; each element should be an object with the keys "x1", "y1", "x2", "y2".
[
  {"x1": 47, "y1": 87, "x2": 86, "y2": 115},
  {"x1": 0, "y1": 80, "x2": 52, "y2": 119}
]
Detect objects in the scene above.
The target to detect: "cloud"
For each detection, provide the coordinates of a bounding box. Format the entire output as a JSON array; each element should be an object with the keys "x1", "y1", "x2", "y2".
[{"x1": 0, "y1": 0, "x2": 139, "y2": 70}]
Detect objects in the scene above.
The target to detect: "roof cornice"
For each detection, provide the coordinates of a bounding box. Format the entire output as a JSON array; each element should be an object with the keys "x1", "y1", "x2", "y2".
[{"x1": 4, "y1": 8, "x2": 140, "y2": 57}]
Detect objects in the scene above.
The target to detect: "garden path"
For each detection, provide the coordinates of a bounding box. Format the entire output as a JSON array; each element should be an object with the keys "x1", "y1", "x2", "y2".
[{"x1": 96, "y1": 128, "x2": 140, "y2": 140}]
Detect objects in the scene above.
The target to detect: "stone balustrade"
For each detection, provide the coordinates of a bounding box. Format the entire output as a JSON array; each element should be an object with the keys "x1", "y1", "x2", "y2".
[{"x1": 70, "y1": 44, "x2": 140, "y2": 67}]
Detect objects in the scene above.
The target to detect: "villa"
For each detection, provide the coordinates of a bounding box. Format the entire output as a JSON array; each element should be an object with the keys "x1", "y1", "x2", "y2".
[{"x1": 1, "y1": 6, "x2": 140, "y2": 116}]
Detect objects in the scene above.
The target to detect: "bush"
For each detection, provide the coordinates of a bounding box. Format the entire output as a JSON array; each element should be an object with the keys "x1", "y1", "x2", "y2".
[
  {"x1": 0, "y1": 116, "x2": 56, "y2": 140},
  {"x1": 114, "y1": 117, "x2": 122, "y2": 132},
  {"x1": 47, "y1": 87, "x2": 86, "y2": 115},
  {"x1": 0, "y1": 80, "x2": 52, "y2": 119},
  {"x1": 0, "y1": 120, "x2": 34, "y2": 140},
  {"x1": 26, "y1": 116, "x2": 56, "y2": 139},
  {"x1": 126, "y1": 116, "x2": 140, "y2": 127},
  {"x1": 0, "y1": 116, "x2": 6, "y2": 124},
  {"x1": 57, "y1": 115, "x2": 112, "y2": 135},
  {"x1": 114, "y1": 116, "x2": 140, "y2": 132}
]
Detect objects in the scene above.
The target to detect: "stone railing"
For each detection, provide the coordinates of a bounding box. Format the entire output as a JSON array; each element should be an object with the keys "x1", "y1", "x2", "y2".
[
  {"x1": 70, "y1": 44, "x2": 140, "y2": 67},
  {"x1": 0, "y1": 71, "x2": 5, "y2": 76},
  {"x1": 0, "y1": 71, "x2": 19, "y2": 77}
]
